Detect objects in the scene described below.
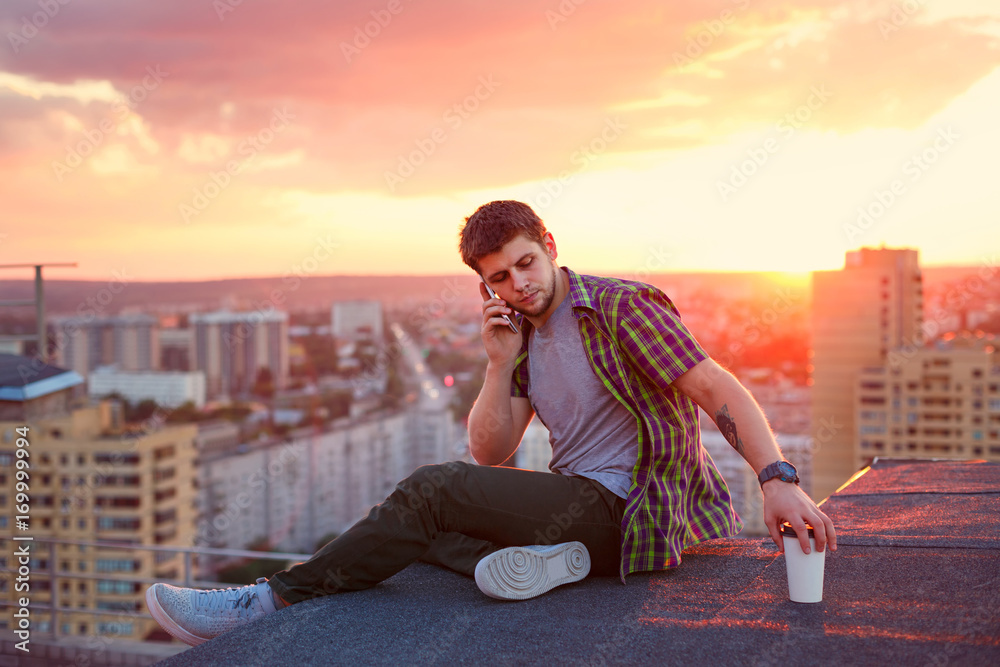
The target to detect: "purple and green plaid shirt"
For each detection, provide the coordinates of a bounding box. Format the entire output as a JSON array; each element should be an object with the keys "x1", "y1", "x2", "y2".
[{"x1": 511, "y1": 267, "x2": 743, "y2": 581}]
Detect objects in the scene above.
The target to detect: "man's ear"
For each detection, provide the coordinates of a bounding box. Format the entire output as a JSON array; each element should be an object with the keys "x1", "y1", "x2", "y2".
[{"x1": 543, "y1": 232, "x2": 558, "y2": 260}]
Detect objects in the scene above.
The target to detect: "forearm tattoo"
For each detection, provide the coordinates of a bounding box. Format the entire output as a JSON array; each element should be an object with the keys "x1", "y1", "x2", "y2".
[{"x1": 715, "y1": 403, "x2": 745, "y2": 457}]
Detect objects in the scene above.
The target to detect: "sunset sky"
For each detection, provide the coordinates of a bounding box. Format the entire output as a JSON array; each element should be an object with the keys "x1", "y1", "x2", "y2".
[{"x1": 0, "y1": 0, "x2": 998, "y2": 281}]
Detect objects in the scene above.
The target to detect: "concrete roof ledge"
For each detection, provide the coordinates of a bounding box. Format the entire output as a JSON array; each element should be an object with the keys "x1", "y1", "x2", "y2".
[{"x1": 159, "y1": 459, "x2": 1000, "y2": 666}]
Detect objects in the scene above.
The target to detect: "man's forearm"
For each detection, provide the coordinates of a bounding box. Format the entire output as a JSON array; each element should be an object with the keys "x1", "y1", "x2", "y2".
[
  {"x1": 703, "y1": 370, "x2": 783, "y2": 474},
  {"x1": 468, "y1": 361, "x2": 518, "y2": 465}
]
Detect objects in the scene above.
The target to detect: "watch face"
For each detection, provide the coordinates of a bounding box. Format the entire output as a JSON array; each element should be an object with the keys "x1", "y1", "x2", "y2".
[{"x1": 777, "y1": 461, "x2": 797, "y2": 482}]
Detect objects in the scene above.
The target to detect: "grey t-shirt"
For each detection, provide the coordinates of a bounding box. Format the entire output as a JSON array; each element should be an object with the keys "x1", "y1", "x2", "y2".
[{"x1": 527, "y1": 292, "x2": 639, "y2": 499}]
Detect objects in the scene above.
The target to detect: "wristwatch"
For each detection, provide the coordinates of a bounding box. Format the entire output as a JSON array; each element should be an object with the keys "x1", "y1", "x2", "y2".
[{"x1": 758, "y1": 460, "x2": 799, "y2": 488}]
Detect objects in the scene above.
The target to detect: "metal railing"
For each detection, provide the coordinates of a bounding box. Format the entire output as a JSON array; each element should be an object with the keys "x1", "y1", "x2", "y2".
[{"x1": 0, "y1": 537, "x2": 313, "y2": 639}]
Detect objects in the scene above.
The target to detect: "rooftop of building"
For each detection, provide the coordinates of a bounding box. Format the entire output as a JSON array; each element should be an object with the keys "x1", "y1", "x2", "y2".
[
  {"x1": 0, "y1": 353, "x2": 82, "y2": 401},
  {"x1": 158, "y1": 457, "x2": 999, "y2": 666}
]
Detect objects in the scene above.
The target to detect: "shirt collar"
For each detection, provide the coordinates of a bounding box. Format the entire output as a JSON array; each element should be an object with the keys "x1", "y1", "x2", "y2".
[{"x1": 563, "y1": 266, "x2": 596, "y2": 313}]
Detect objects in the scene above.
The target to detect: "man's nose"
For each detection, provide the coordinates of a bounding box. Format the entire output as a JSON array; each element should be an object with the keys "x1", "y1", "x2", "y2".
[{"x1": 511, "y1": 271, "x2": 530, "y2": 292}]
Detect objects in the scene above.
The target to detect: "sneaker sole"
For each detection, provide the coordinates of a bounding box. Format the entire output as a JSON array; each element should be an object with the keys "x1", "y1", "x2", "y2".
[
  {"x1": 145, "y1": 585, "x2": 210, "y2": 647},
  {"x1": 474, "y1": 542, "x2": 591, "y2": 601}
]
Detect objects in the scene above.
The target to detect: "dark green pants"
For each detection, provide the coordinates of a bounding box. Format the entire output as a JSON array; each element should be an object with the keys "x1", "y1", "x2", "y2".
[{"x1": 268, "y1": 461, "x2": 626, "y2": 603}]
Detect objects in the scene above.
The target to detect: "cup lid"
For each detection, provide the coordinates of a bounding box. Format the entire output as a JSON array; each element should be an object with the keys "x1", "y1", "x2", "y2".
[{"x1": 780, "y1": 522, "x2": 816, "y2": 538}]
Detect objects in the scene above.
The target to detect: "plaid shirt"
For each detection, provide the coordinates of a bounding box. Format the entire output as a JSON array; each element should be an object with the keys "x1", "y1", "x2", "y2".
[{"x1": 511, "y1": 267, "x2": 743, "y2": 580}]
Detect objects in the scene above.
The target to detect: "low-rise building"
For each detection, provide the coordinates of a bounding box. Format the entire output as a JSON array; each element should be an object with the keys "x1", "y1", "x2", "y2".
[{"x1": 88, "y1": 366, "x2": 207, "y2": 409}]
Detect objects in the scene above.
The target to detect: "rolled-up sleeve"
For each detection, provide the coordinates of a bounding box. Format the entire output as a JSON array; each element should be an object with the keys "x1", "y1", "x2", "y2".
[{"x1": 615, "y1": 287, "x2": 709, "y2": 389}]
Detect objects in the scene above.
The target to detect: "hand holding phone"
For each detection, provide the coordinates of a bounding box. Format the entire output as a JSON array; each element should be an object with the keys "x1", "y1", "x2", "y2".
[{"x1": 479, "y1": 276, "x2": 519, "y2": 334}]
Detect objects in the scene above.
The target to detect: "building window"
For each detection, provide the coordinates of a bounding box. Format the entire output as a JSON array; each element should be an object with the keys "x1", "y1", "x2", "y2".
[
  {"x1": 98, "y1": 622, "x2": 133, "y2": 636},
  {"x1": 97, "y1": 517, "x2": 141, "y2": 531},
  {"x1": 95, "y1": 453, "x2": 140, "y2": 465},
  {"x1": 98, "y1": 580, "x2": 137, "y2": 595},
  {"x1": 154, "y1": 444, "x2": 176, "y2": 461},
  {"x1": 96, "y1": 559, "x2": 138, "y2": 573}
]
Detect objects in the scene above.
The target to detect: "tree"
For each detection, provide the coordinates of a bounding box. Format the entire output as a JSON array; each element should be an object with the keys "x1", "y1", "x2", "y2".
[{"x1": 252, "y1": 367, "x2": 275, "y2": 399}]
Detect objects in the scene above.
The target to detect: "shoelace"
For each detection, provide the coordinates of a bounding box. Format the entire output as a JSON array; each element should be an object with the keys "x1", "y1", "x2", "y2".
[{"x1": 198, "y1": 585, "x2": 262, "y2": 617}]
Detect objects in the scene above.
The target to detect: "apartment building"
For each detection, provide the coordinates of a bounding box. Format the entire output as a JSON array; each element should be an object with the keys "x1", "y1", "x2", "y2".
[
  {"x1": 190, "y1": 310, "x2": 289, "y2": 400},
  {"x1": 856, "y1": 333, "x2": 1000, "y2": 465},
  {"x1": 194, "y1": 405, "x2": 464, "y2": 568},
  {"x1": 51, "y1": 315, "x2": 161, "y2": 377},
  {"x1": 811, "y1": 247, "x2": 923, "y2": 500},
  {"x1": 0, "y1": 353, "x2": 198, "y2": 641}
]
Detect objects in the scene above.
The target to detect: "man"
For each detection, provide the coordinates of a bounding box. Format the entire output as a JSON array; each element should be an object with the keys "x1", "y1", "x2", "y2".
[{"x1": 147, "y1": 200, "x2": 835, "y2": 646}]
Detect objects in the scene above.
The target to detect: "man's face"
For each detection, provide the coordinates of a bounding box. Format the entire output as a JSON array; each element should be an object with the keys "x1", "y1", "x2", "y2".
[{"x1": 478, "y1": 233, "x2": 559, "y2": 318}]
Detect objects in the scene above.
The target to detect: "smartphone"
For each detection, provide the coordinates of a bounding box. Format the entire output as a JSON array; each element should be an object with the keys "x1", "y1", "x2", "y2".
[{"x1": 479, "y1": 275, "x2": 519, "y2": 334}]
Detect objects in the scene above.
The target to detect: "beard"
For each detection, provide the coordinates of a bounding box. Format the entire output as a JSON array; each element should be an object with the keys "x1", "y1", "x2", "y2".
[{"x1": 511, "y1": 261, "x2": 559, "y2": 318}]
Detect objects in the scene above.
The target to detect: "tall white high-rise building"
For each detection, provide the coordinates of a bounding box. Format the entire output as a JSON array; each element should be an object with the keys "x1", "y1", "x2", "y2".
[
  {"x1": 190, "y1": 311, "x2": 289, "y2": 400},
  {"x1": 52, "y1": 314, "x2": 160, "y2": 376}
]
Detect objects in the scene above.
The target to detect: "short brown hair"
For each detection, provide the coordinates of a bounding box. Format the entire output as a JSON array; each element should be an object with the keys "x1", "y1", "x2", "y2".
[{"x1": 459, "y1": 200, "x2": 548, "y2": 273}]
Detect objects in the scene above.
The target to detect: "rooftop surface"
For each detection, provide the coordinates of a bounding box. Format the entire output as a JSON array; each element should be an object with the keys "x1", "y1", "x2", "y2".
[{"x1": 160, "y1": 458, "x2": 1000, "y2": 666}]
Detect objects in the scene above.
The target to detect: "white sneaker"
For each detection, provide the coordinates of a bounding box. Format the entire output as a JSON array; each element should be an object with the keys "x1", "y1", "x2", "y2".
[
  {"x1": 474, "y1": 542, "x2": 591, "y2": 600},
  {"x1": 145, "y1": 577, "x2": 279, "y2": 646}
]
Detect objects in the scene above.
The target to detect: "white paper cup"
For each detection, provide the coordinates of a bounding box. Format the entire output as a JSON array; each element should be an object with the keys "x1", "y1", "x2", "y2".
[{"x1": 781, "y1": 523, "x2": 826, "y2": 603}]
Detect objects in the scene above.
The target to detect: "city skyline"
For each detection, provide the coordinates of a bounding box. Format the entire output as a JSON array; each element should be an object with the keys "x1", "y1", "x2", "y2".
[{"x1": 0, "y1": 1, "x2": 998, "y2": 280}]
